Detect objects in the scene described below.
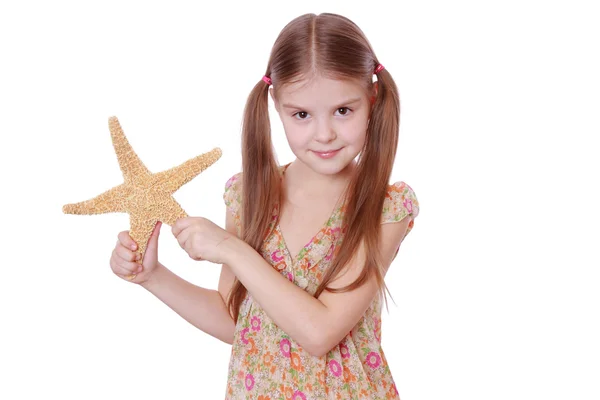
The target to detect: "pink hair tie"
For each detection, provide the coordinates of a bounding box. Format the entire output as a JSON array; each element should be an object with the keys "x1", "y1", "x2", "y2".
[
  {"x1": 374, "y1": 64, "x2": 385, "y2": 74},
  {"x1": 262, "y1": 75, "x2": 272, "y2": 85}
]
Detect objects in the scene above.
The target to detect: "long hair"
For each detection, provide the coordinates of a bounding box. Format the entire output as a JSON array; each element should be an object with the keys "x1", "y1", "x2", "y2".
[{"x1": 226, "y1": 13, "x2": 400, "y2": 324}]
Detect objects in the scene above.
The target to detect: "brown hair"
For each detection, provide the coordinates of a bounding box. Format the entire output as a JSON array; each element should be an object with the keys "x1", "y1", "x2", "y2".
[{"x1": 226, "y1": 13, "x2": 400, "y2": 324}]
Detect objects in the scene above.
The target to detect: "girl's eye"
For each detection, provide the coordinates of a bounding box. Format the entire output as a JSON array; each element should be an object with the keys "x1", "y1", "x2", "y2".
[
  {"x1": 294, "y1": 111, "x2": 309, "y2": 120},
  {"x1": 293, "y1": 108, "x2": 351, "y2": 119}
]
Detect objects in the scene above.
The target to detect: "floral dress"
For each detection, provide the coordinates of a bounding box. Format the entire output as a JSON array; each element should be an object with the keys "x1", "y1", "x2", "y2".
[{"x1": 222, "y1": 163, "x2": 420, "y2": 400}]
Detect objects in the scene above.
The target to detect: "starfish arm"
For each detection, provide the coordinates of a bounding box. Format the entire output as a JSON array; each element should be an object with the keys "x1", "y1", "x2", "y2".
[
  {"x1": 153, "y1": 148, "x2": 222, "y2": 194},
  {"x1": 127, "y1": 198, "x2": 187, "y2": 264},
  {"x1": 62, "y1": 184, "x2": 128, "y2": 215},
  {"x1": 108, "y1": 116, "x2": 152, "y2": 185},
  {"x1": 155, "y1": 197, "x2": 189, "y2": 226},
  {"x1": 128, "y1": 213, "x2": 161, "y2": 266}
]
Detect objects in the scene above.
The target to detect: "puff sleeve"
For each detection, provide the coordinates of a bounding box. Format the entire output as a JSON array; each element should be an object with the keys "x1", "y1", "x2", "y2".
[
  {"x1": 381, "y1": 181, "x2": 420, "y2": 238},
  {"x1": 223, "y1": 172, "x2": 243, "y2": 237}
]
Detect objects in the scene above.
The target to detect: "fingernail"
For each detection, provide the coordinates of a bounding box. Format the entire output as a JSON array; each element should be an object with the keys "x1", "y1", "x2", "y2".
[
  {"x1": 131, "y1": 244, "x2": 136, "y2": 250},
  {"x1": 137, "y1": 266, "x2": 143, "y2": 273}
]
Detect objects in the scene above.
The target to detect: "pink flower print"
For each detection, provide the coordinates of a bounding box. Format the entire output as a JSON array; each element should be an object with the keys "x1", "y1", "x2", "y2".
[
  {"x1": 324, "y1": 244, "x2": 335, "y2": 261},
  {"x1": 245, "y1": 373, "x2": 255, "y2": 391},
  {"x1": 280, "y1": 338, "x2": 291, "y2": 358},
  {"x1": 373, "y1": 317, "x2": 382, "y2": 343},
  {"x1": 225, "y1": 175, "x2": 238, "y2": 189},
  {"x1": 365, "y1": 351, "x2": 382, "y2": 369},
  {"x1": 240, "y1": 327, "x2": 250, "y2": 344},
  {"x1": 339, "y1": 343, "x2": 350, "y2": 359},
  {"x1": 292, "y1": 390, "x2": 307, "y2": 400},
  {"x1": 251, "y1": 316, "x2": 261, "y2": 332},
  {"x1": 272, "y1": 249, "x2": 284, "y2": 262},
  {"x1": 286, "y1": 272, "x2": 294, "y2": 282},
  {"x1": 328, "y1": 359, "x2": 342, "y2": 377},
  {"x1": 403, "y1": 197, "x2": 413, "y2": 214}
]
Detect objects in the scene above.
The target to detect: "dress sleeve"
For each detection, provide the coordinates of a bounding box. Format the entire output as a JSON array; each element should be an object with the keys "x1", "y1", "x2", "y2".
[
  {"x1": 223, "y1": 172, "x2": 243, "y2": 236},
  {"x1": 381, "y1": 181, "x2": 420, "y2": 238}
]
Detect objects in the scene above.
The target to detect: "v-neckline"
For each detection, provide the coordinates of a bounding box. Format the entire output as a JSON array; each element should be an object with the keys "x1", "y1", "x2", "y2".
[{"x1": 275, "y1": 162, "x2": 346, "y2": 266}]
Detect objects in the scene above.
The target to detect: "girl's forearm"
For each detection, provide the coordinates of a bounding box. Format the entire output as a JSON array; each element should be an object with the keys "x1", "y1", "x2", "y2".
[
  {"x1": 223, "y1": 238, "x2": 328, "y2": 356},
  {"x1": 141, "y1": 263, "x2": 235, "y2": 345}
]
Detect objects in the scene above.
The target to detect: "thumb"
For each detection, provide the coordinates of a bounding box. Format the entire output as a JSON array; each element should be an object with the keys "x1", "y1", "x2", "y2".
[
  {"x1": 149, "y1": 221, "x2": 162, "y2": 243},
  {"x1": 154, "y1": 221, "x2": 162, "y2": 237}
]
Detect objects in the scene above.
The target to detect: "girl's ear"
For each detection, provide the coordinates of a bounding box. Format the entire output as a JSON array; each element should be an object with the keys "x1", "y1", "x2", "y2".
[
  {"x1": 370, "y1": 81, "x2": 379, "y2": 105},
  {"x1": 269, "y1": 88, "x2": 280, "y2": 113},
  {"x1": 368, "y1": 82, "x2": 379, "y2": 122}
]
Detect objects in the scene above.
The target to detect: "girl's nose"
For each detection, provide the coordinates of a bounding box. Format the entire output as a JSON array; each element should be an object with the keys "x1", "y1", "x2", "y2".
[{"x1": 314, "y1": 119, "x2": 337, "y2": 142}]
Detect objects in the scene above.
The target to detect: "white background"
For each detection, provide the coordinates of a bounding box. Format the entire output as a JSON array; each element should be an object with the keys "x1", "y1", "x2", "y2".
[{"x1": 1, "y1": 1, "x2": 598, "y2": 399}]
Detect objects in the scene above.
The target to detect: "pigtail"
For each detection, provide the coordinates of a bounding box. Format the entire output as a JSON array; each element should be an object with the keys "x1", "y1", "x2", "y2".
[
  {"x1": 227, "y1": 76, "x2": 281, "y2": 324},
  {"x1": 240, "y1": 76, "x2": 281, "y2": 248}
]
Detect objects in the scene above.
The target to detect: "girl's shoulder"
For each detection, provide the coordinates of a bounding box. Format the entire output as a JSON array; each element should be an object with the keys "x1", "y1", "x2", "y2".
[
  {"x1": 381, "y1": 180, "x2": 420, "y2": 224},
  {"x1": 224, "y1": 171, "x2": 243, "y2": 193},
  {"x1": 223, "y1": 171, "x2": 243, "y2": 217},
  {"x1": 222, "y1": 165, "x2": 285, "y2": 215}
]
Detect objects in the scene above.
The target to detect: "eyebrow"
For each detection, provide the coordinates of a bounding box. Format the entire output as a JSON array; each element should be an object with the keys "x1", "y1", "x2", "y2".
[{"x1": 282, "y1": 97, "x2": 363, "y2": 110}]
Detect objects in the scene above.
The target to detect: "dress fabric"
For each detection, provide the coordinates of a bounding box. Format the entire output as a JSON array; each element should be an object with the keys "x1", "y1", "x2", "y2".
[{"x1": 221, "y1": 163, "x2": 420, "y2": 400}]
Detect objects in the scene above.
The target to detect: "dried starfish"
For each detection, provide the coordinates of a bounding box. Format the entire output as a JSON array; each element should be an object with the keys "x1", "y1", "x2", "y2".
[{"x1": 63, "y1": 116, "x2": 222, "y2": 280}]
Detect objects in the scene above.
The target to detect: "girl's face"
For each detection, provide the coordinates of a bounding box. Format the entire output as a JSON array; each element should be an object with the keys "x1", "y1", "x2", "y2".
[{"x1": 270, "y1": 75, "x2": 374, "y2": 177}]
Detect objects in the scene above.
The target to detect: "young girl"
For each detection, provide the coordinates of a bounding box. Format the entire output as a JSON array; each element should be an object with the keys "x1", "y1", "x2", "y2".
[{"x1": 110, "y1": 12, "x2": 419, "y2": 399}]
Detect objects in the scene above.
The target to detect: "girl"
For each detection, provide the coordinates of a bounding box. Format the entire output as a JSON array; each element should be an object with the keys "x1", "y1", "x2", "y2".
[{"x1": 110, "y1": 12, "x2": 420, "y2": 400}]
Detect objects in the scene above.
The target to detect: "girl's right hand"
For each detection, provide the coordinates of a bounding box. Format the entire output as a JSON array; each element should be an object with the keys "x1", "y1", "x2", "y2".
[{"x1": 110, "y1": 221, "x2": 162, "y2": 285}]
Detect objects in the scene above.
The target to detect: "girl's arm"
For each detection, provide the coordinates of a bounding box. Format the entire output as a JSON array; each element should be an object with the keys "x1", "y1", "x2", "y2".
[
  {"x1": 222, "y1": 216, "x2": 411, "y2": 357},
  {"x1": 141, "y1": 263, "x2": 235, "y2": 345},
  {"x1": 141, "y1": 210, "x2": 239, "y2": 345}
]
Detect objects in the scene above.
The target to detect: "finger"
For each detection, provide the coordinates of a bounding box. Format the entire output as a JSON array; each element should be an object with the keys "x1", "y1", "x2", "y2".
[
  {"x1": 118, "y1": 230, "x2": 138, "y2": 251},
  {"x1": 172, "y1": 217, "x2": 192, "y2": 237},
  {"x1": 118, "y1": 270, "x2": 137, "y2": 281},
  {"x1": 115, "y1": 243, "x2": 140, "y2": 262},
  {"x1": 113, "y1": 259, "x2": 141, "y2": 276},
  {"x1": 171, "y1": 219, "x2": 180, "y2": 237},
  {"x1": 176, "y1": 227, "x2": 191, "y2": 250},
  {"x1": 179, "y1": 230, "x2": 199, "y2": 260}
]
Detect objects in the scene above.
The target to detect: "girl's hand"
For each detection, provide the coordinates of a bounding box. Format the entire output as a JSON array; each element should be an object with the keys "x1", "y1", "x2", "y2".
[
  {"x1": 172, "y1": 217, "x2": 234, "y2": 265},
  {"x1": 109, "y1": 221, "x2": 162, "y2": 284}
]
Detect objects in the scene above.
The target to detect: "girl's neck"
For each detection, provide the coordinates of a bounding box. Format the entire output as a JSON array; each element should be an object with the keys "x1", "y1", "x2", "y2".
[{"x1": 283, "y1": 160, "x2": 355, "y2": 200}]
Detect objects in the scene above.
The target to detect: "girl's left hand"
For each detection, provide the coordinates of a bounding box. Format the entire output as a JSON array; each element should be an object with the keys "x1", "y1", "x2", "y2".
[{"x1": 172, "y1": 217, "x2": 235, "y2": 265}]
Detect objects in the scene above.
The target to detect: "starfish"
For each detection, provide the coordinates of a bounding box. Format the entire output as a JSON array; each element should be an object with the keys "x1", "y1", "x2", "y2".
[{"x1": 63, "y1": 116, "x2": 222, "y2": 279}]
